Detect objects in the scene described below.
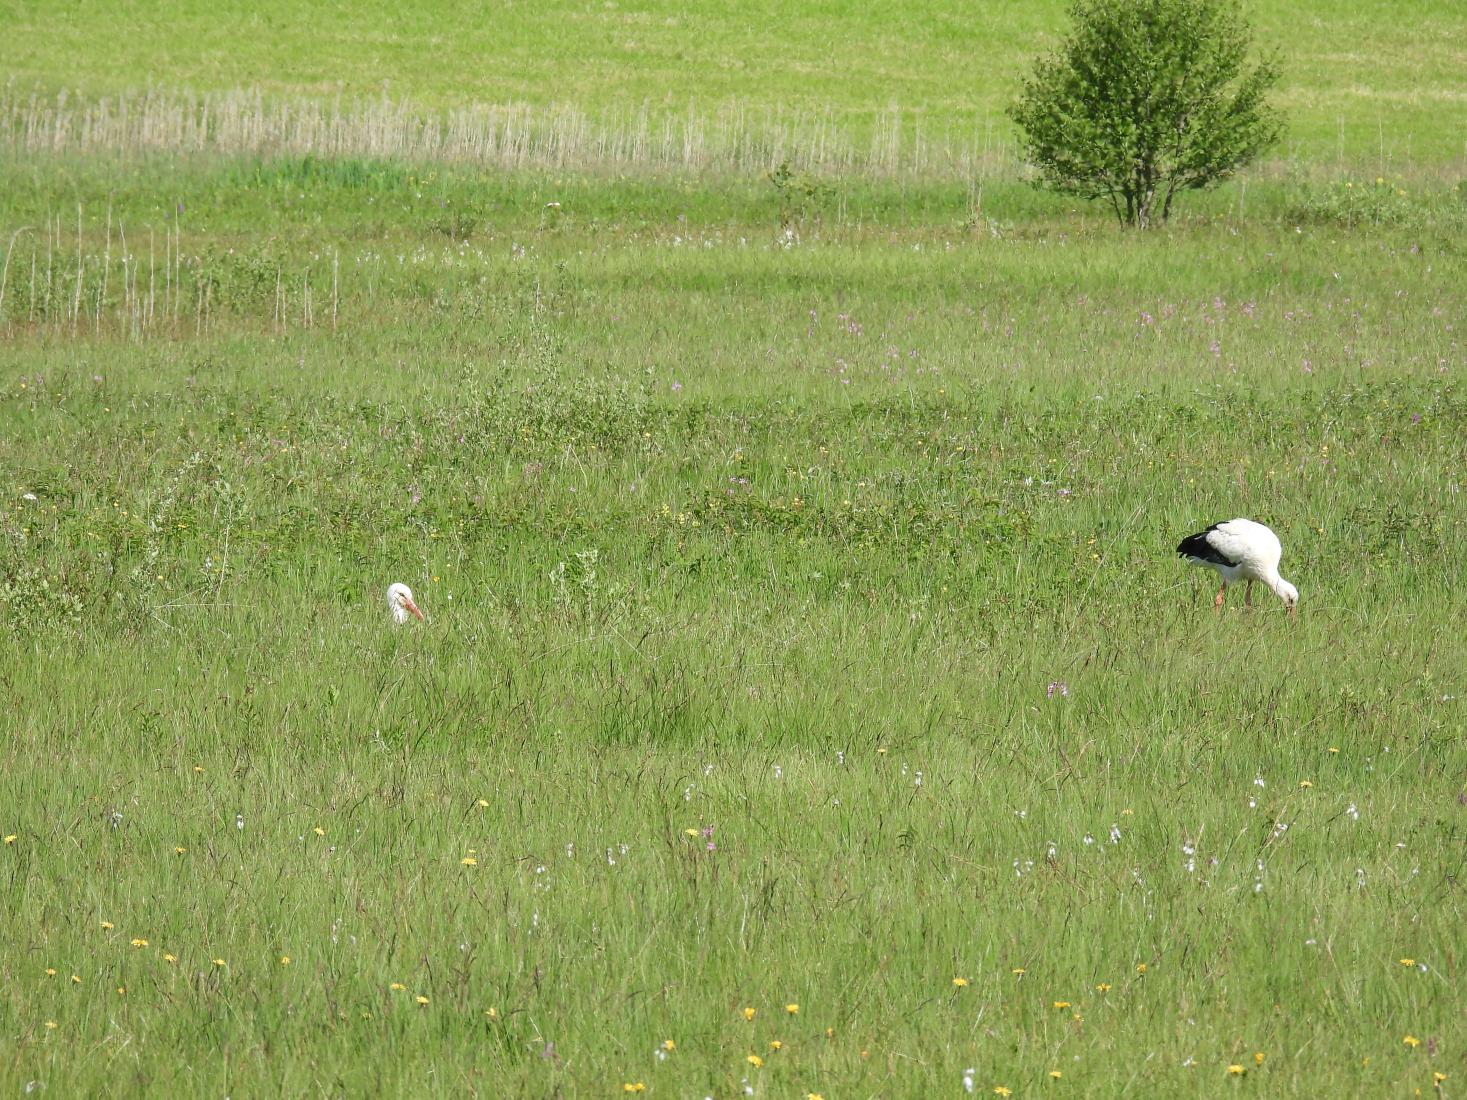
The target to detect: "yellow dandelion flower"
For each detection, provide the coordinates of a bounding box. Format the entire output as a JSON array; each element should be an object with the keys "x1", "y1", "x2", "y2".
[
  {"x1": 1299, "y1": 780, "x2": 1313, "y2": 789},
  {"x1": 877, "y1": 747, "x2": 888, "y2": 755},
  {"x1": 1361, "y1": 1058, "x2": 1370, "y2": 1068},
  {"x1": 995, "y1": 1088, "x2": 1013, "y2": 1097},
  {"x1": 130, "y1": 938, "x2": 149, "y2": 948},
  {"x1": 1399, "y1": 958, "x2": 1415, "y2": 966},
  {"x1": 1012, "y1": 968, "x2": 1026, "y2": 976},
  {"x1": 476, "y1": 799, "x2": 489, "y2": 808},
  {"x1": 1228, "y1": 1064, "x2": 1245, "y2": 1075},
  {"x1": 1328, "y1": 747, "x2": 1340, "y2": 754},
  {"x1": 313, "y1": 827, "x2": 326, "y2": 837},
  {"x1": 661, "y1": 1039, "x2": 675, "y2": 1051},
  {"x1": 44, "y1": 1021, "x2": 57, "y2": 1030},
  {"x1": 174, "y1": 846, "x2": 187, "y2": 854},
  {"x1": 953, "y1": 977, "x2": 970, "y2": 987},
  {"x1": 415, "y1": 995, "x2": 429, "y2": 1006},
  {"x1": 1435, "y1": 1072, "x2": 1448, "y2": 1083},
  {"x1": 747, "y1": 1054, "x2": 764, "y2": 1068},
  {"x1": 212, "y1": 958, "x2": 226, "y2": 968},
  {"x1": 280, "y1": 956, "x2": 291, "y2": 965},
  {"x1": 743, "y1": 1006, "x2": 756, "y2": 1021},
  {"x1": 390, "y1": 982, "x2": 407, "y2": 991},
  {"x1": 809, "y1": 1094, "x2": 826, "y2": 1100},
  {"x1": 3, "y1": 835, "x2": 16, "y2": 845},
  {"x1": 1049, "y1": 1070, "x2": 1063, "y2": 1079},
  {"x1": 100, "y1": 921, "x2": 114, "y2": 930},
  {"x1": 70, "y1": 975, "x2": 80, "y2": 983},
  {"x1": 1136, "y1": 963, "x2": 1147, "y2": 974},
  {"x1": 1095, "y1": 983, "x2": 1111, "y2": 992},
  {"x1": 461, "y1": 857, "x2": 478, "y2": 866},
  {"x1": 1053, "y1": 1001, "x2": 1072, "y2": 1009},
  {"x1": 825, "y1": 1027, "x2": 834, "y2": 1038},
  {"x1": 193, "y1": 766, "x2": 204, "y2": 773},
  {"x1": 770, "y1": 1040, "x2": 783, "y2": 1051},
  {"x1": 163, "y1": 954, "x2": 177, "y2": 964},
  {"x1": 860, "y1": 1049, "x2": 870, "y2": 1058},
  {"x1": 1120, "y1": 807, "x2": 1134, "y2": 815},
  {"x1": 785, "y1": 1003, "x2": 799, "y2": 1014},
  {"x1": 623, "y1": 1086, "x2": 646, "y2": 1095},
  {"x1": 117, "y1": 986, "x2": 126, "y2": 995},
  {"x1": 684, "y1": 829, "x2": 700, "y2": 837},
  {"x1": 1404, "y1": 1035, "x2": 1421, "y2": 1048},
  {"x1": 45, "y1": 968, "x2": 56, "y2": 977}
]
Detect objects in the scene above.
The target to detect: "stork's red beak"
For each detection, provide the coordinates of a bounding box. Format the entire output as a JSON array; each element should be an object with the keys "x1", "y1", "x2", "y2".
[{"x1": 404, "y1": 596, "x2": 426, "y2": 621}]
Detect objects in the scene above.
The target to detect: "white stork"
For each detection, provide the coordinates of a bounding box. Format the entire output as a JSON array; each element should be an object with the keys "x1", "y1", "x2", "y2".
[
  {"x1": 1177, "y1": 519, "x2": 1298, "y2": 614},
  {"x1": 387, "y1": 582, "x2": 426, "y2": 624}
]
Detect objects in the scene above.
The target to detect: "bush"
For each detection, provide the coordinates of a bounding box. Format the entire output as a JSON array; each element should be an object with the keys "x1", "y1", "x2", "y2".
[
  {"x1": 1009, "y1": 0, "x2": 1282, "y2": 227},
  {"x1": 1286, "y1": 178, "x2": 1452, "y2": 230}
]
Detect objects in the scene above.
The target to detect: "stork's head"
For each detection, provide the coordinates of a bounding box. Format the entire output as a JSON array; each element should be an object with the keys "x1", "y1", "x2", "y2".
[
  {"x1": 387, "y1": 582, "x2": 425, "y2": 624},
  {"x1": 1278, "y1": 579, "x2": 1299, "y2": 615}
]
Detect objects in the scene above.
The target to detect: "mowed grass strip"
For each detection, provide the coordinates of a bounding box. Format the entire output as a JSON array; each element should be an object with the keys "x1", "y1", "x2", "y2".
[{"x1": 5, "y1": 0, "x2": 1467, "y2": 163}]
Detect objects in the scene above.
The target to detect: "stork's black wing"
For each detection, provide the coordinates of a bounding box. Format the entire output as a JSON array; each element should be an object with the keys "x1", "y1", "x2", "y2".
[{"x1": 1176, "y1": 523, "x2": 1240, "y2": 567}]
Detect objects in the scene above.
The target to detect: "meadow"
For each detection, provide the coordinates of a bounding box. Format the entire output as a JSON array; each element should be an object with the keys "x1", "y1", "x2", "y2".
[
  {"x1": 3, "y1": 1, "x2": 1466, "y2": 1096},
  {"x1": 6, "y1": 0, "x2": 1467, "y2": 169}
]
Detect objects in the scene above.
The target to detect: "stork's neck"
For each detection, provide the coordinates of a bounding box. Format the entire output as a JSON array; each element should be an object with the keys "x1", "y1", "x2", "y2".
[{"x1": 1261, "y1": 570, "x2": 1293, "y2": 600}]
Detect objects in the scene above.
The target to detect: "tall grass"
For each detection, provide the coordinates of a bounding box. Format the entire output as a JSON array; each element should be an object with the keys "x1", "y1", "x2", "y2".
[
  {"x1": 2, "y1": 292, "x2": 1463, "y2": 1093},
  {"x1": 0, "y1": 213, "x2": 343, "y2": 341},
  {"x1": 1, "y1": 74, "x2": 1464, "y2": 1098},
  {"x1": 3, "y1": 158, "x2": 1464, "y2": 344},
  {"x1": 9, "y1": 83, "x2": 1463, "y2": 186},
  {"x1": 1, "y1": 85, "x2": 1015, "y2": 180}
]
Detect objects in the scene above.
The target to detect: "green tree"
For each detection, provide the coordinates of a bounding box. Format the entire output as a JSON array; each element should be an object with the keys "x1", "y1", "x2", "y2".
[{"x1": 1009, "y1": 0, "x2": 1282, "y2": 227}]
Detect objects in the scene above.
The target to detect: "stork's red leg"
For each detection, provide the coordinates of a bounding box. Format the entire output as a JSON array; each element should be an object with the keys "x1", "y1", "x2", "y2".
[{"x1": 1214, "y1": 584, "x2": 1226, "y2": 613}]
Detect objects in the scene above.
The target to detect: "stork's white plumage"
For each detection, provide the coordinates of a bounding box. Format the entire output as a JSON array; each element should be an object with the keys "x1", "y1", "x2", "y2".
[
  {"x1": 1177, "y1": 518, "x2": 1298, "y2": 613},
  {"x1": 387, "y1": 582, "x2": 426, "y2": 624}
]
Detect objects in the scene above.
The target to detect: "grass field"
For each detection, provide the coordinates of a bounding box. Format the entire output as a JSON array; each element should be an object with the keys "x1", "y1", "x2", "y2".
[
  {"x1": 6, "y1": 0, "x2": 1467, "y2": 167},
  {"x1": 3, "y1": 2, "x2": 1466, "y2": 1096}
]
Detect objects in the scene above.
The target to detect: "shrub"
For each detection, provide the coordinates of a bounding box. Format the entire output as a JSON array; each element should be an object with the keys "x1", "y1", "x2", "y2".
[{"x1": 1009, "y1": 0, "x2": 1282, "y2": 227}]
